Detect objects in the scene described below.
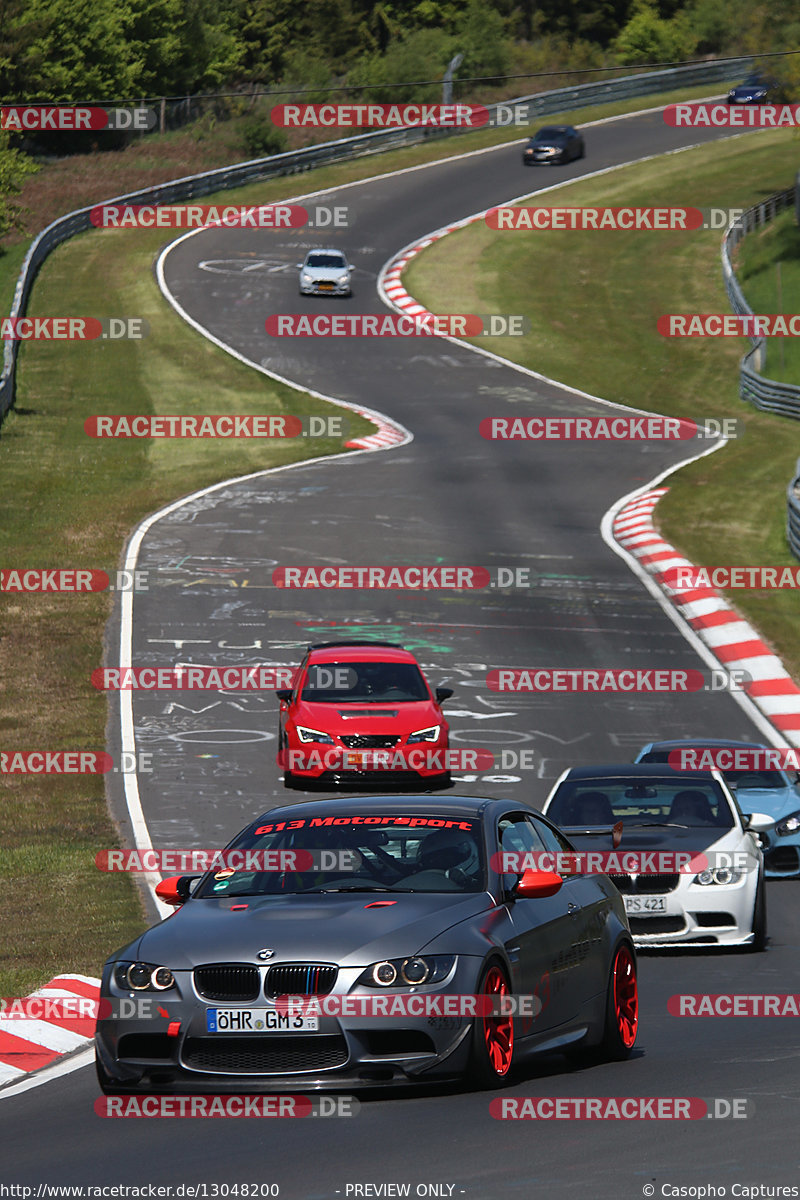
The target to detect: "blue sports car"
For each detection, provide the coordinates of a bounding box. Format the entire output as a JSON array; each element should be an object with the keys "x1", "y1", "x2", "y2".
[{"x1": 726, "y1": 74, "x2": 777, "y2": 105}]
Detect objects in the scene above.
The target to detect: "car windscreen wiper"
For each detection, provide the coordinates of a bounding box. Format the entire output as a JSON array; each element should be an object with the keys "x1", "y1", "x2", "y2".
[{"x1": 635, "y1": 821, "x2": 689, "y2": 828}]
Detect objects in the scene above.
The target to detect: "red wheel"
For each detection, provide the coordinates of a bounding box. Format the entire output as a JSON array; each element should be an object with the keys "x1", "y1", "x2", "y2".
[
  {"x1": 468, "y1": 963, "x2": 514, "y2": 1086},
  {"x1": 612, "y1": 943, "x2": 638, "y2": 1050}
]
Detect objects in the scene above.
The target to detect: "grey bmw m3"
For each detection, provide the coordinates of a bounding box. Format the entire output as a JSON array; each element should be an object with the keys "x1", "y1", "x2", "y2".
[{"x1": 96, "y1": 795, "x2": 637, "y2": 1093}]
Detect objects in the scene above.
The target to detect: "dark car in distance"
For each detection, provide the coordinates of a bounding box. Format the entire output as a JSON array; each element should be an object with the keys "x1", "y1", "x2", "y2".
[
  {"x1": 523, "y1": 125, "x2": 584, "y2": 165},
  {"x1": 727, "y1": 74, "x2": 778, "y2": 105}
]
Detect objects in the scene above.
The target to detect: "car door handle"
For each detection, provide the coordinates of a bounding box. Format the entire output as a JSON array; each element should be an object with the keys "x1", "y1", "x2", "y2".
[{"x1": 567, "y1": 902, "x2": 580, "y2": 914}]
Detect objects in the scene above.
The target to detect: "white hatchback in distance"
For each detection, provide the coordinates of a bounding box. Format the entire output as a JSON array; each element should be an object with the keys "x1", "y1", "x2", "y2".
[{"x1": 297, "y1": 249, "x2": 353, "y2": 296}]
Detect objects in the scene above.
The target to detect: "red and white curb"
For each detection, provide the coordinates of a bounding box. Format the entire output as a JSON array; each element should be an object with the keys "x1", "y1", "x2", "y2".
[
  {"x1": 381, "y1": 220, "x2": 479, "y2": 318},
  {"x1": 613, "y1": 489, "x2": 800, "y2": 745},
  {"x1": 0, "y1": 975, "x2": 100, "y2": 1086},
  {"x1": 344, "y1": 402, "x2": 408, "y2": 450}
]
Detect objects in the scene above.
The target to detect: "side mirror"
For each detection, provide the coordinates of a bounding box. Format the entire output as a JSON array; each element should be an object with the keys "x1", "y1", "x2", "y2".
[
  {"x1": 514, "y1": 869, "x2": 563, "y2": 899},
  {"x1": 435, "y1": 687, "x2": 454, "y2": 704},
  {"x1": 348, "y1": 265, "x2": 354, "y2": 272},
  {"x1": 276, "y1": 688, "x2": 293, "y2": 703},
  {"x1": 743, "y1": 813, "x2": 773, "y2": 832},
  {"x1": 155, "y1": 875, "x2": 198, "y2": 907},
  {"x1": 295, "y1": 263, "x2": 303, "y2": 269}
]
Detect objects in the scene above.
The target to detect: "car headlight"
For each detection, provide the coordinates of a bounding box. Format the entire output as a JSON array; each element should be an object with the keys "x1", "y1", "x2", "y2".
[
  {"x1": 296, "y1": 726, "x2": 336, "y2": 744},
  {"x1": 407, "y1": 725, "x2": 441, "y2": 744},
  {"x1": 301, "y1": 273, "x2": 312, "y2": 283},
  {"x1": 694, "y1": 868, "x2": 744, "y2": 886},
  {"x1": 113, "y1": 962, "x2": 175, "y2": 991},
  {"x1": 777, "y1": 812, "x2": 800, "y2": 836},
  {"x1": 358, "y1": 955, "x2": 456, "y2": 987},
  {"x1": 336, "y1": 274, "x2": 349, "y2": 285}
]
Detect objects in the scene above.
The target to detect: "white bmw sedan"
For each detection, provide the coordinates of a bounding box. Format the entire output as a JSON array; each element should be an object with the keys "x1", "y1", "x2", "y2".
[{"x1": 542, "y1": 764, "x2": 767, "y2": 951}]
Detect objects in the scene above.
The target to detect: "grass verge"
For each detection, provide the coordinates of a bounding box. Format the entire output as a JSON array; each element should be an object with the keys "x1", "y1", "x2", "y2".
[{"x1": 403, "y1": 127, "x2": 800, "y2": 680}]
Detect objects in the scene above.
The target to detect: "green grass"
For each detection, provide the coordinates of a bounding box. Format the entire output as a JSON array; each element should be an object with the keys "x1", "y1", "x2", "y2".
[
  {"x1": 403, "y1": 127, "x2": 800, "y2": 681},
  {"x1": 736, "y1": 208, "x2": 800, "y2": 383}
]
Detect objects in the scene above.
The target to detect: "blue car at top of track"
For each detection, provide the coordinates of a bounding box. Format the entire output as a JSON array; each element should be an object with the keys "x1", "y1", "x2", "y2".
[{"x1": 635, "y1": 738, "x2": 800, "y2": 878}]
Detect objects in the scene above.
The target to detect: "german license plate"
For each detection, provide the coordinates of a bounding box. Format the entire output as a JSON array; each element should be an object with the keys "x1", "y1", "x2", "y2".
[
  {"x1": 624, "y1": 896, "x2": 667, "y2": 915},
  {"x1": 206, "y1": 1009, "x2": 319, "y2": 1033}
]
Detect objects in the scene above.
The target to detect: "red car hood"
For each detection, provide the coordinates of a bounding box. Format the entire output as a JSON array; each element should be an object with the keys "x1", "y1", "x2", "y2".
[{"x1": 295, "y1": 700, "x2": 442, "y2": 736}]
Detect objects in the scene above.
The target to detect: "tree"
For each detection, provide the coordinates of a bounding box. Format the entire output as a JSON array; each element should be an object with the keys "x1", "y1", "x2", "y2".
[
  {"x1": 0, "y1": 130, "x2": 36, "y2": 244},
  {"x1": 614, "y1": 0, "x2": 696, "y2": 65}
]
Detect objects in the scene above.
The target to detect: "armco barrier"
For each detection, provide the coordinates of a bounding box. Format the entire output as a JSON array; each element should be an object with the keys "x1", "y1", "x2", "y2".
[
  {"x1": 721, "y1": 184, "x2": 800, "y2": 418},
  {"x1": 720, "y1": 178, "x2": 800, "y2": 558},
  {"x1": 788, "y1": 460, "x2": 800, "y2": 560},
  {"x1": 0, "y1": 56, "x2": 751, "y2": 421}
]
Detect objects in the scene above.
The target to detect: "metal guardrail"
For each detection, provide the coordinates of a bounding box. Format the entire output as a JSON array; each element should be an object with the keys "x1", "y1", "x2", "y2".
[
  {"x1": 0, "y1": 57, "x2": 751, "y2": 422},
  {"x1": 788, "y1": 460, "x2": 800, "y2": 560},
  {"x1": 720, "y1": 179, "x2": 800, "y2": 557},
  {"x1": 722, "y1": 185, "x2": 800, "y2": 417}
]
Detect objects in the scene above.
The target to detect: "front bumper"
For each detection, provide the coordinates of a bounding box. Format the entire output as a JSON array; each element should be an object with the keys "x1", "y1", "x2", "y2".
[
  {"x1": 622, "y1": 879, "x2": 757, "y2": 948},
  {"x1": 96, "y1": 962, "x2": 480, "y2": 1093},
  {"x1": 757, "y1": 829, "x2": 800, "y2": 878},
  {"x1": 280, "y1": 743, "x2": 452, "y2": 784},
  {"x1": 523, "y1": 152, "x2": 563, "y2": 165},
  {"x1": 299, "y1": 281, "x2": 351, "y2": 296}
]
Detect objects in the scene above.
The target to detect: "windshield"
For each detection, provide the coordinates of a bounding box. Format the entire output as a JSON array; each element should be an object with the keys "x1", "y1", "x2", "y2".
[
  {"x1": 535, "y1": 128, "x2": 566, "y2": 141},
  {"x1": 301, "y1": 660, "x2": 429, "y2": 703},
  {"x1": 548, "y1": 779, "x2": 734, "y2": 829},
  {"x1": 305, "y1": 253, "x2": 345, "y2": 268},
  {"x1": 193, "y1": 814, "x2": 486, "y2": 896}
]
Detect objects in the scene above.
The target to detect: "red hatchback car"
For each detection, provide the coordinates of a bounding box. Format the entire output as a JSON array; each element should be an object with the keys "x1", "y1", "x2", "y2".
[{"x1": 276, "y1": 641, "x2": 453, "y2": 789}]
